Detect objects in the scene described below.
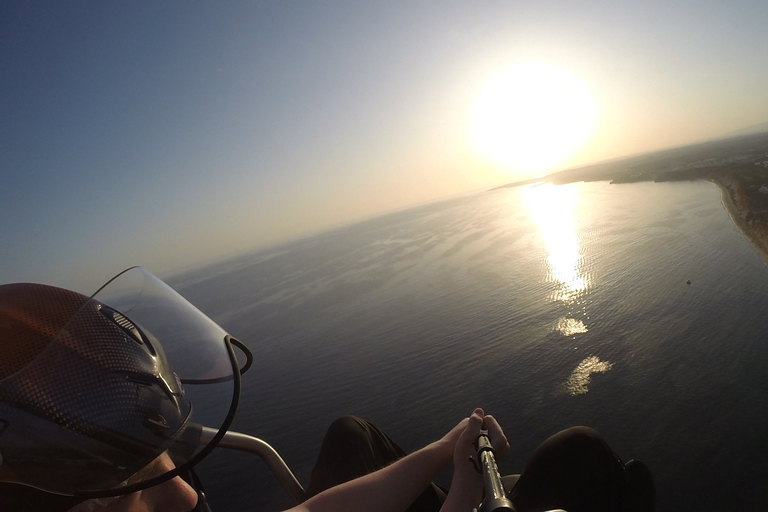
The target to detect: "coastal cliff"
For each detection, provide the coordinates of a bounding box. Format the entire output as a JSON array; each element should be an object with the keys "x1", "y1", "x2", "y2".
[{"x1": 714, "y1": 175, "x2": 768, "y2": 262}]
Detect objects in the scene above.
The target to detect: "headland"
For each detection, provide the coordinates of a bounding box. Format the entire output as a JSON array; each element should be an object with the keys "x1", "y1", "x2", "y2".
[{"x1": 493, "y1": 131, "x2": 768, "y2": 263}]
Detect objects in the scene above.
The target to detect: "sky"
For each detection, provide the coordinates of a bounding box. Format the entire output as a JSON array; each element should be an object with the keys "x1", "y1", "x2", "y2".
[{"x1": 3, "y1": 0, "x2": 768, "y2": 293}]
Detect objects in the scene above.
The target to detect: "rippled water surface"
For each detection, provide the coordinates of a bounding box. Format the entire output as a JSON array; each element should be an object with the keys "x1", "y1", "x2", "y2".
[{"x1": 173, "y1": 181, "x2": 768, "y2": 511}]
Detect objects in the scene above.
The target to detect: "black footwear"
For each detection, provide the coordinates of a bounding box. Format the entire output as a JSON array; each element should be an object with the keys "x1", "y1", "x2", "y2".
[{"x1": 625, "y1": 459, "x2": 656, "y2": 512}]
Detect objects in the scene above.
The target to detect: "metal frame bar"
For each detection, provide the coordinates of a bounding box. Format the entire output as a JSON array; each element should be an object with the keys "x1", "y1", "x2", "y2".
[{"x1": 200, "y1": 427, "x2": 307, "y2": 504}]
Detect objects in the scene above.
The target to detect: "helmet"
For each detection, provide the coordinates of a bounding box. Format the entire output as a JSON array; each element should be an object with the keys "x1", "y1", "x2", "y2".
[{"x1": 0, "y1": 267, "x2": 244, "y2": 509}]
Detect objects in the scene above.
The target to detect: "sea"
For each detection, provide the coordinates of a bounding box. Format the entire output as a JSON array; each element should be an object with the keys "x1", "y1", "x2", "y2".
[{"x1": 169, "y1": 180, "x2": 768, "y2": 511}]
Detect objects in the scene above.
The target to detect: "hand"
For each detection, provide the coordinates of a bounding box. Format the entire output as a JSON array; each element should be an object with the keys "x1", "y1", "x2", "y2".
[
  {"x1": 438, "y1": 409, "x2": 510, "y2": 512},
  {"x1": 452, "y1": 408, "x2": 483, "y2": 470},
  {"x1": 452, "y1": 408, "x2": 509, "y2": 467},
  {"x1": 435, "y1": 415, "x2": 471, "y2": 466},
  {"x1": 481, "y1": 411, "x2": 510, "y2": 460},
  {"x1": 435, "y1": 408, "x2": 510, "y2": 470}
]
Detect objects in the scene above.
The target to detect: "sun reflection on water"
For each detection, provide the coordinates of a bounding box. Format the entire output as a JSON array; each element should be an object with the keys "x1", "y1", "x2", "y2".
[
  {"x1": 556, "y1": 317, "x2": 588, "y2": 336},
  {"x1": 520, "y1": 184, "x2": 612, "y2": 395},
  {"x1": 565, "y1": 356, "x2": 614, "y2": 395},
  {"x1": 522, "y1": 183, "x2": 588, "y2": 303}
]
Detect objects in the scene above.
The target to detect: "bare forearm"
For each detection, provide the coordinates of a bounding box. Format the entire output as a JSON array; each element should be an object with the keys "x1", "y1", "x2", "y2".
[
  {"x1": 439, "y1": 466, "x2": 483, "y2": 512},
  {"x1": 290, "y1": 440, "x2": 452, "y2": 512},
  {"x1": 284, "y1": 409, "x2": 501, "y2": 512}
]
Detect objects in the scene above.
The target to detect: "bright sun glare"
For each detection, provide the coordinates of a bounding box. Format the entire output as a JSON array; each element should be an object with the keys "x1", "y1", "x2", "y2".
[
  {"x1": 471, "y1": 62, "x2": 596, "y2": 176},
  {"x1": 522, "y1": 183, "x2": 587, "y2": 303}
]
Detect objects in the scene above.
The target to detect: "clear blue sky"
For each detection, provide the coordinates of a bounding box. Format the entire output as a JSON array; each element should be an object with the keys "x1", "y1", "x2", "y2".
[{"x1": 3, "y1": 1, "x2": 768, "y2": 293}]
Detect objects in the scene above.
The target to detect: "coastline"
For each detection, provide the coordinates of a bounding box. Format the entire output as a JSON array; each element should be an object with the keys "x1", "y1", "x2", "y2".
[
  {"x1": 489, "y1": 131, "x2": 768, "y2": 265},
  {"x1": 712, "y1": 177, "x2": 768, "y2": 264}
]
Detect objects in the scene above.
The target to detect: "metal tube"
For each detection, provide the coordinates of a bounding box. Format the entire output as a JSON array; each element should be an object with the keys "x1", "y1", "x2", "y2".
[
  {"x1": 476, "y1": 431, "x2": 515, "y2": 512},
  {"x1": 200, "y1": 427, "x2": 307, "y2": 504}
]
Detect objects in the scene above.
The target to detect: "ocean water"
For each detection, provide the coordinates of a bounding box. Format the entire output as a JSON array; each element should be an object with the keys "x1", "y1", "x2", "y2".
[{"x1": 172, "y1": 180, "x2": 768, "y2": 511}]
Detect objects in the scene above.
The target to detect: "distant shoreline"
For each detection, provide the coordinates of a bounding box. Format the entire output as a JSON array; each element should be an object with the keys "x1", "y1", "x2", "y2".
[
  {"x1": 491, "y1": 131, "x2": 768, "y2": 265},
  {"x1": 712, "y1": 178, "x2": 768, "y2": 264}
]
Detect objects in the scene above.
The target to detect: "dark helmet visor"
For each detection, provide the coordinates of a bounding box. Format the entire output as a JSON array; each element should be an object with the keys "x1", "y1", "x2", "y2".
[{"x1": 0, "y1": 267, "x2": 239, "y2": 499}]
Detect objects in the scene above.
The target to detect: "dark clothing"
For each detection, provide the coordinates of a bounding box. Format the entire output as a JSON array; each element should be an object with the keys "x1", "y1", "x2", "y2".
[
  {"x1": 0, "y1": 484, "x2": 81, "y2": 512},
  {"x1": 306, "y1": 416, "x2": 446, "y2": 512},
  {"x1": 508, "y1": 426, "x2": 655, "y2": 512},
  {"x1": 306, "y1": 417, "x2": 654, "y2": 512}
]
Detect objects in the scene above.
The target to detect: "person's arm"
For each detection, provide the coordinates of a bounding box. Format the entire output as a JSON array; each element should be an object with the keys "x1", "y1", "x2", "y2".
[
  {"x1": 286, "y1": 408, "x2": 508, "y2": 512},
  {"x1": 439, "y1": 409, "x2": 508, "y2": 512},
  {"x1": 286, "y1": 417, "x2": 463, "y2": 512},
  {"x1": 438, "y1": 410, "x2": 484, "y2": 512}
]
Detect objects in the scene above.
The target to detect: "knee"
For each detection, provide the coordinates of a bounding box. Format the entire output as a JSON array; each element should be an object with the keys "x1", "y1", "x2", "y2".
[
  {"x1": 326, "y1": 416, "x2": 366, "y2": 436},
  {"x1": 544, "y1": 426, "x2": 617, "y2": 461},
  {"x1": 554, "y1": 426, "x2": 606, "y2": 445},
  {"x1": 322, "y1": 416, "x2": 370, "y2": 447},
  {"x1": 559, "y1": 425, "x2": 602, "y2": 439}
]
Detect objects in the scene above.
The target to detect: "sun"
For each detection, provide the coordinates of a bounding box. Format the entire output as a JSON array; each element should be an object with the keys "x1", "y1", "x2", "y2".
[{"x1": 471, "y1": 62, "x2": 596, "y2": 176}]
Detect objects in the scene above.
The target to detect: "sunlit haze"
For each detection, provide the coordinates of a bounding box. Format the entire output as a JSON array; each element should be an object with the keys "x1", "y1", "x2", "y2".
[
  {"x1": 3, "y1": 1, "x2": 768, "y2": 291},
  {"x1": 471, "y1": 62, "x2": 596, "y2": 174}
]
